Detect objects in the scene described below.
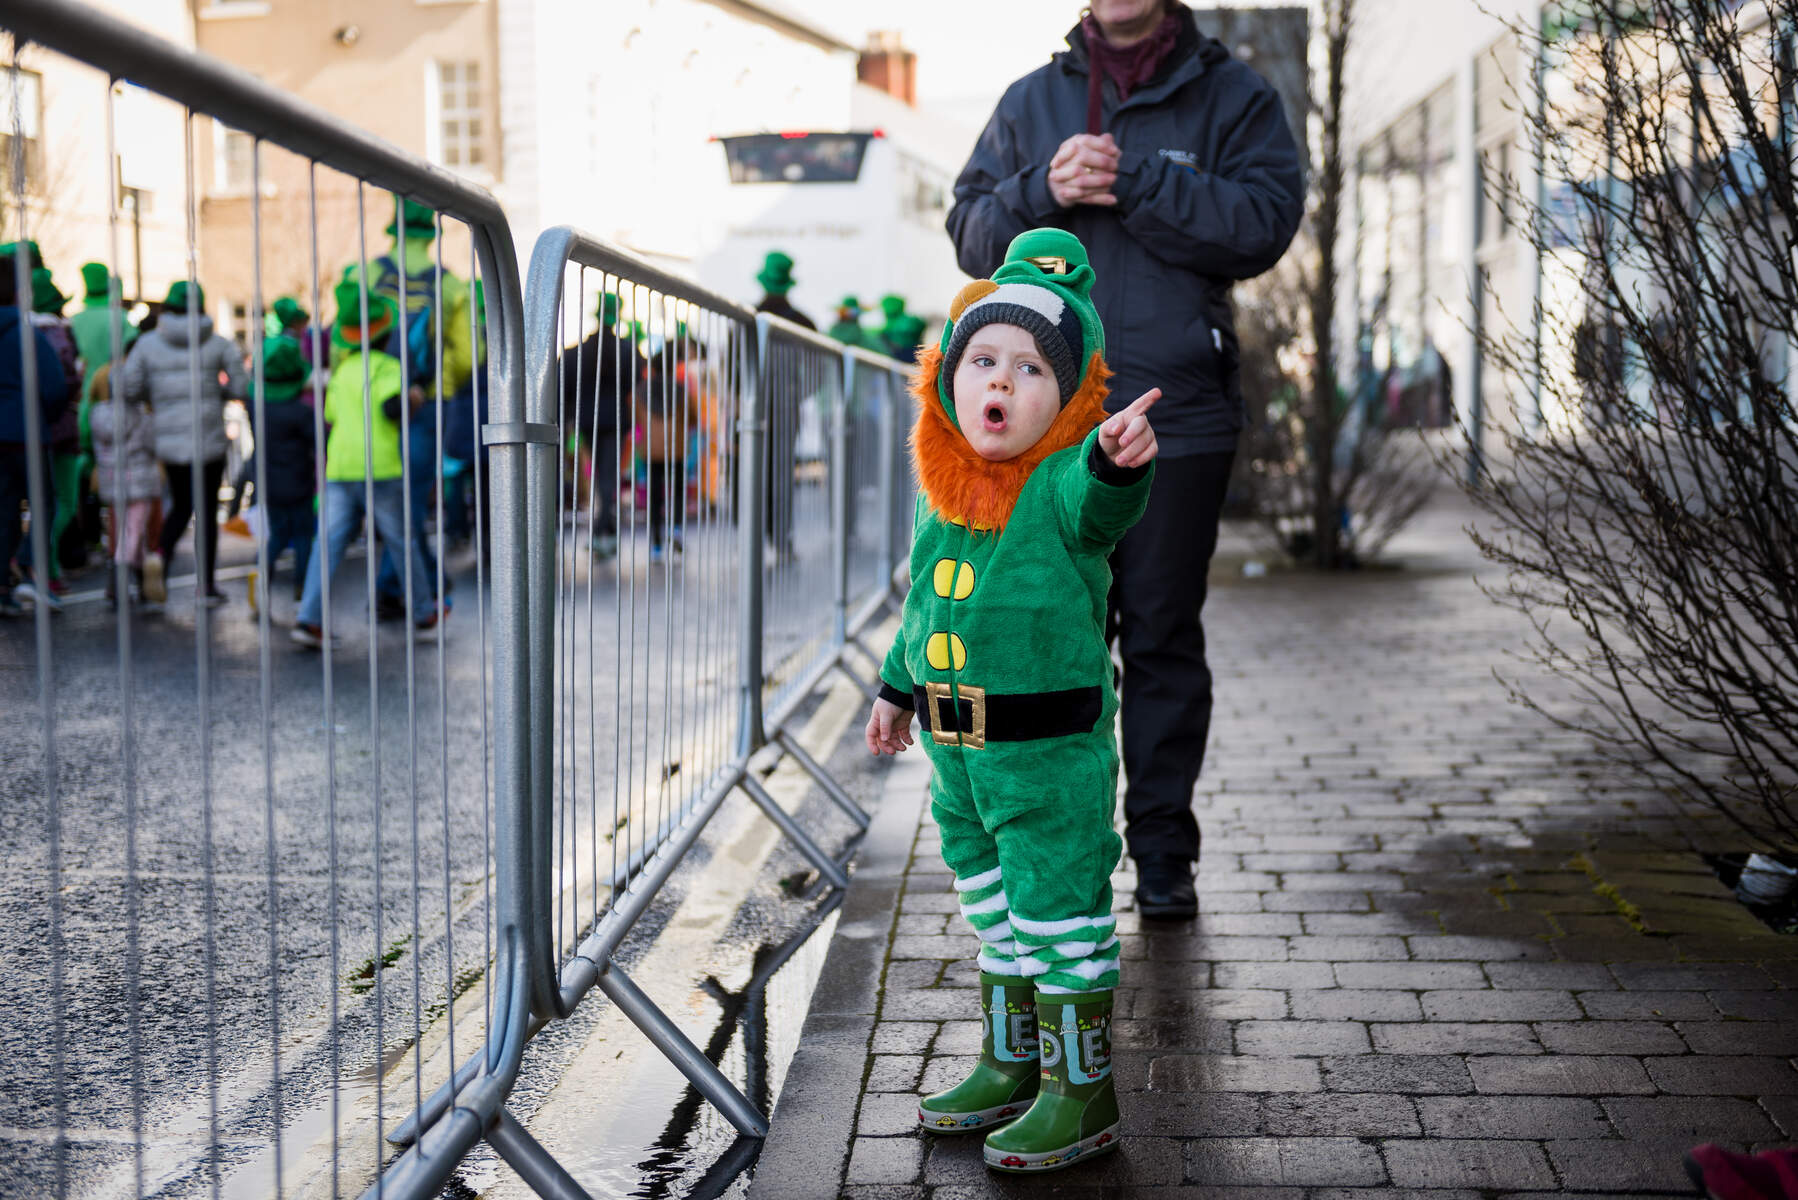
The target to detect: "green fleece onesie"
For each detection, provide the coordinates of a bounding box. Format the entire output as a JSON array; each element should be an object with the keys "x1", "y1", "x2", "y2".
[{"x1": 877, "y1": 229, "x2": 1153, "y2": 995}]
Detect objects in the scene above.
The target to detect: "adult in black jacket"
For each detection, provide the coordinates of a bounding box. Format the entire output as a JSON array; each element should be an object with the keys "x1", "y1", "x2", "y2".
[
  {"x1": 947, "y1": 0, "x2": 1303, "y2": 918},
  {"x1": 559, "y1": 292, "x2": 631, "y2": 556},
  {"x1": 753, "y1": 252, "x2": 814, "y2": 559}
]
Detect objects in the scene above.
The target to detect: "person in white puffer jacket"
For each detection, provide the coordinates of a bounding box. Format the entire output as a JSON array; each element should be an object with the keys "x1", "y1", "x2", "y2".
[{"x1": 122, "y1": 279, "x2": 248, "y2": 606}]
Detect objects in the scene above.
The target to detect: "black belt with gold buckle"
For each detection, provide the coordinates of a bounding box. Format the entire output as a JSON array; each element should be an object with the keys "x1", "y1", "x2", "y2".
[{"x1": 913, "y1": 683, "x2": 1102, "y2": 748}]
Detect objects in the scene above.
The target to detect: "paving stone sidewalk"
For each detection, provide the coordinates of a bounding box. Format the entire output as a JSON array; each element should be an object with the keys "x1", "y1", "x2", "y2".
[{"x1": 749, "y1": 493, "x2": 1798, "y2": 1200}]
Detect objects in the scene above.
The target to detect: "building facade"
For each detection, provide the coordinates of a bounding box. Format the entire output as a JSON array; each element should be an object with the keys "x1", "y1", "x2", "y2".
[
  {"x1": 1342, "y1": 0, "x2": 1538, "y2": 468},
  {"x1": 1, "y1": 0, "x2": 195, "y2": 318},
  {"x1": 193, "y1": 0, "x2": 501, "y2": 344}
]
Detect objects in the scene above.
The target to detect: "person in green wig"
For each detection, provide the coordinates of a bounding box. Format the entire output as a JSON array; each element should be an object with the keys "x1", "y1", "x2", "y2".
[
  {"x1": 69, "y1": 264, "x2": 139, "y2": 571},
  {"x1": 865, "y1": 229, "x2": 1161, "y2": 1174},
  {"x1": 30, "y1": 267, "x2": 85, "y2": 580},
  {"x1": 875, "y1": 292, "x2": 907, "y2": 349},
  {"x1": 70, "y1": 261, "x2": 139, "y2": 406},
  {"x1": 291, "y1": 279, "x2": 445, "y2": 646},
  {"x1": 884, "y1": 311, "x2": 927, "y2": 364}
]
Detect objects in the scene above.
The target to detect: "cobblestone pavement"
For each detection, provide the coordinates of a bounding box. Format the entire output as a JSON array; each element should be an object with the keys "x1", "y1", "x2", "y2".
[{"x1": 749, "y1": 493, "x2": 1798, "y2": 1199}]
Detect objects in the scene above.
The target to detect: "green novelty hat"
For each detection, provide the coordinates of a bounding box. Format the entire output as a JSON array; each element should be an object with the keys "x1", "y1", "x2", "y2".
[
  {"x1": 331, "y1": 278, "x2": 398, "y2": 348},
  {"x1": 80, "y1": 262, "x2": 112, "y2": 300},
  {"x1": 259, "y1": 334, "x2": 312, "y2": 402},
  {"x1": 936, "y1": 227, "x2": 1105, "y2": 418},
  {"x1": 886, "y1": 312, "x2": 925, "y2": 350},
  {"x1": 385, "y1": 197, "x2": 439, "y2": 240},
  {"x1": 164, "y1": 279, "x2": 205, "y2": 313},
  {"x1": 755, "y1": 250, "x2": 796, "y2": 295},
  {"x1": 0, "y1": 240, "x2": 43, "y2": 270},
  {"x1": 31, "y1": 268, "x2": 67, "y2": 315},
  {"x1": 272, "y1": 296, "x2": 309, "y2": 328}
]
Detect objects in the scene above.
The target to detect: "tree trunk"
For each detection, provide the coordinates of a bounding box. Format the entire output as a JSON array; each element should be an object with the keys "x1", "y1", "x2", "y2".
[{"x1": 1309, "y1": 0, "x2": 1352, "y2": 569}]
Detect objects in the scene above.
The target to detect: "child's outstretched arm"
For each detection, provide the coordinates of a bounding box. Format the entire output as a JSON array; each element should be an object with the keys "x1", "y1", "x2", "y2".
[{"x1": 866, "y1": 696, "x2": 915, "y2": 756}]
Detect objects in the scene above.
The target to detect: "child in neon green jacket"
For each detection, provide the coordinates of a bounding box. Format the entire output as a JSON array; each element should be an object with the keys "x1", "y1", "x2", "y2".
[{"x1": 865, "y1": 228, "x2": 1160, "y2": 1174}]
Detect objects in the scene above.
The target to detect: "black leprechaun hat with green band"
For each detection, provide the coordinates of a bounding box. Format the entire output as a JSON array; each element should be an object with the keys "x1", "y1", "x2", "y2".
[{"x1": 936, "y1": 228, "x2": 1107, "y2": 425}]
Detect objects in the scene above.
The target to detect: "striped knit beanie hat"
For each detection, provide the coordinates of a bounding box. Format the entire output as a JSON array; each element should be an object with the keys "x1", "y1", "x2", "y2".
[{"x1": 937, "y1": 228, "x2": 1106, "y2": 423}]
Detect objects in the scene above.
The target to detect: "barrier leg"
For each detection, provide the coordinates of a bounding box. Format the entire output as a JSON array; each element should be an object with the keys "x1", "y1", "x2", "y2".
[
  {"x1": 738, "y1": 773, "x2": 853, "y2": 887},
  {"x1": 487, "y1": 1108, "x2": 595, "y2": 1200},
  {"x1": 774, "y1": 727, "x2": 870, "y2": 830},
  {"x1": 596, "y1": 964, "x2": 771, "y2": 1138},
  {"x1": 832, "y1": 658, "x2": 880, "y2": 704}
]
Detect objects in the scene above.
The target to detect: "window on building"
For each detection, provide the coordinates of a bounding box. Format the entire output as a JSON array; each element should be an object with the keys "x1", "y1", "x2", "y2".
[
  {"x1": 720, "y1": 133, "x2": 872, "y2": 184},
  {"x1": 1480, "y1": 137, "x2": 1514, "y2": 246},
  {"x1": 228, "y1": 301, "x2": 251, "y2": 352},
  {"x1": 217, "y1": 126, "x2": 254, "y2": 194},
  {"x1": 0, "y1": 67, "x2": 43, "y2": 187},
  {"x1": 436, "y1": 61, "x2": 485, "y2": 170}
]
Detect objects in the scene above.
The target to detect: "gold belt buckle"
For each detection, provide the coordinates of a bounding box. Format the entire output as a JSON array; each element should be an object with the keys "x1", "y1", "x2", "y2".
[
  {"x1": 923, "y1": 681, "x2": 987, "y2": 749},
  {"x1": 960, "y1": 684, "x2": 987, "y2": 750}
]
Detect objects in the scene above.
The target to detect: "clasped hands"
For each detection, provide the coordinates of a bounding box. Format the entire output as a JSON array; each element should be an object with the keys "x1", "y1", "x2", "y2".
[{"x1": 1049, "y1": 132, "x2": 1122, "y2": 209}]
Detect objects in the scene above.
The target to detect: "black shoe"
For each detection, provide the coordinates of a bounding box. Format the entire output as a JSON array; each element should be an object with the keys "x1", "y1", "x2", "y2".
[
  {"x1": 1134, "y1": 855, "x2": 1197, "y2": 920},
  {"x1": 375, "y1": 595, "x2": 408, "y2": 622}
]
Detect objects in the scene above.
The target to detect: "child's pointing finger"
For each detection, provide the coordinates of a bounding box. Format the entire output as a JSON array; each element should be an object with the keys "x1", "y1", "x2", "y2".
[{"x1": 1126, "y1": 388, "x2": 1162, "y2": 417}]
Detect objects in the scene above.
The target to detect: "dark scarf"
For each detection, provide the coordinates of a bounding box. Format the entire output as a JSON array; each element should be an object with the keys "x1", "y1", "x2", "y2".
[{"x1": 1082, "y1": 11, "x2": 1184, "y2": 134}]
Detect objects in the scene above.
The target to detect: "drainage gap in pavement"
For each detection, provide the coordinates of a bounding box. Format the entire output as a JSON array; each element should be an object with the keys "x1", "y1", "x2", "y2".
[{"x1": 628, "y1": 889, "x2": 844, "y2": 1199}]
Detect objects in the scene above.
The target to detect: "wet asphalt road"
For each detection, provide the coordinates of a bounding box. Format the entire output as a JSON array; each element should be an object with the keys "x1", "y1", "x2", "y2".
[{"x1": 0, "y1": 472, "x2": 888, "y2": 1198}]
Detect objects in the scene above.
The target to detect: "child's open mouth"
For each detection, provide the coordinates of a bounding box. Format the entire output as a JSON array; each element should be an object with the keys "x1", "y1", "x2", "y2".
[{"x1": 982, "y1": 402, "x2": 1008, "y2": 432}]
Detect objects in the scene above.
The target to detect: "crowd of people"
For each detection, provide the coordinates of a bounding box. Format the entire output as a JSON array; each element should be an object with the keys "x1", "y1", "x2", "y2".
[
  {"x1": 0, "y1": 200, "x2": 482, "y2": 641},
  {"x1": 551, "y1": 248, "x2": 929, "y2": 569},
  {"x1": 0, "y1": 223, "x2": 927, "y2": 630}
]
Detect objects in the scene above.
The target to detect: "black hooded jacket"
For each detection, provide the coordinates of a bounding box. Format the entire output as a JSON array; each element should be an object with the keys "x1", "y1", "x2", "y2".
[{"x1": 946, "y1": 13, "x2": 1304, "y2": 455}]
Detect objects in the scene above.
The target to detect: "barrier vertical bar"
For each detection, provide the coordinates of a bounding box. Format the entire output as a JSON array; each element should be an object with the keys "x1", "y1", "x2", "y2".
[
  {"x1": 9, "y1": 41, "x2": 67, "y2": 1200},
  {"x1": 248, "y1": 133, "x2": 287, "y2": 1200},
  {"x1": 736, "y1": 317, "x2": 768, "y2": 759},
  {"x1": 876, "y1": 366, "x2": 899, "y2": 589},
  {"x1": 101, "y1": 71, "x2": 148, "y2": 1200},
  {"x1": 832, "y1": 351, "x2": 852, "y2": 648}
]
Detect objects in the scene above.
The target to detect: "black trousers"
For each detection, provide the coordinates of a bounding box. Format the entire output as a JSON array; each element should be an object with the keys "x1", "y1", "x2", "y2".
[
  {"x1": 0, "y1": 442, "x2": 33, "y2": 590},
  {"x1": 647, "y1": 458, "x2": 685, "y2": 548},
  {"x1": 161, "y1": 457, "x2": 227, "y2": 594},
  {"x1": 1106, "y1": 449, "x2": 1235, "y2": 865}
]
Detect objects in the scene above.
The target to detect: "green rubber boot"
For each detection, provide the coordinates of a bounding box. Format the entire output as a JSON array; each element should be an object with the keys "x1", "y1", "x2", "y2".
[
  {"x1": 983, "y1": 988, "x2": 1118, "y2": 1172},
  {"x1": 917, "y1": 973, "x2": 1038, "y2": 1133}
]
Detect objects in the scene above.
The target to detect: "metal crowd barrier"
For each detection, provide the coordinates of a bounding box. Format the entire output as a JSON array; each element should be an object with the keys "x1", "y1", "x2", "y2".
[
  {"x1": 380, "y1": 234, "x2": 915, "y2": 1191},
  {"x1": 0, "y1": 1, "x2": 536, "y2": 1198},
  {"x1": 0, "y1": 2, "x2": 918, "y2": 1196}
]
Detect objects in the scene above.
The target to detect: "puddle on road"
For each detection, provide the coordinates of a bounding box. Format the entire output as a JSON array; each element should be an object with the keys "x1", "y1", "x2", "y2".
[{"x1": 453, "y1": 892, "x2": 842, "y2": 1199}]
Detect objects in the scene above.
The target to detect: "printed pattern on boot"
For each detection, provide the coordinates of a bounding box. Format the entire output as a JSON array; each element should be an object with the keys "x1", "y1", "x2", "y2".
[
  {"x1": 918, "y1": 971, "x2": 1039, "y2": 1132},
  {"x1": 983, "y1": 988, "x2": 1119, "y2": 1172},
  {"x1": 913, "y1": 964, "x2": 1042, "y2": 1137}
]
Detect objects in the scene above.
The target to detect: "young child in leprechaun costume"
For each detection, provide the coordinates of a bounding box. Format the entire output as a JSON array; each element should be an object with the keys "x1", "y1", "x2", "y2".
[{"x1": 865, "y1": 227, "x2": 1159, "y2": 1174}]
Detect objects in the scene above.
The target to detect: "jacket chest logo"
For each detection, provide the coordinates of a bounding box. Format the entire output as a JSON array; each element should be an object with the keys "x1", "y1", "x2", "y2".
[{"x1": 1157, "y1": 148, "x2": 1199, "y2": 173}]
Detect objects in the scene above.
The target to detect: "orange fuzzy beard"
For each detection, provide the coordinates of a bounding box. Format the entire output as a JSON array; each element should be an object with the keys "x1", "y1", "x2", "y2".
[{"x1": 909, "y1": 344, "x2": 1112, "y2": 532}]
